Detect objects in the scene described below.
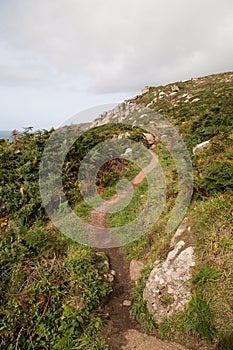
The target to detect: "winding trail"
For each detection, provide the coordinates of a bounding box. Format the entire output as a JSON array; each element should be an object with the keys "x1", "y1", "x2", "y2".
[{"x1": 87, "y1": 151, "x2": 188, "y2": 350}]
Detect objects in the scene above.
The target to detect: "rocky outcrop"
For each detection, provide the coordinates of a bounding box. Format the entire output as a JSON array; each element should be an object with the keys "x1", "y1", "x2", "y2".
[
  {"x1": 91, "y1": 102, "x2": 145, "y2": 127},
  {"x1": 143, "y1": 240, "x2": 195, "y2": 323},
  {"x1": 142, "y1": 132, "x2": 158, "y2": 149}
]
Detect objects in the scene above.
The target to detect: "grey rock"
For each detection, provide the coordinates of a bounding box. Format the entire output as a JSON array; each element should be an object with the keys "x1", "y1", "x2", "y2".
[
  {"x1": 104, "y1": 273, "x2": 114, "y2": 283},
  {"x1": 191, "y1": 97, "x2": 200, "y2": 103},
  {"x1": 143, "y1": 132, "x2": 158, "y2": 146},
  {"x1": 130, "y1": 259, "x2": 145, "y2": 282},
  {"x1": 193, "y1": 140, "x2": 210, "y2": 154},
  {"x1": 123, "y1": 300, "x2": 132, "y2": 307},
  {"x1": 121, "y1": 148, "x2": 133, "y2": 157},
  {"x1": 169, "y1": 91, "x2": 178, "y2": 97},
  {"x1": 171, "y1": 85, "x2": 179, "y2": 92},
  {"x1": 143, "y1": 241, "x2": 195, "y2": 323},
  {"x1": 170, "y1": 218, "x2": 189, "y2": 247}
]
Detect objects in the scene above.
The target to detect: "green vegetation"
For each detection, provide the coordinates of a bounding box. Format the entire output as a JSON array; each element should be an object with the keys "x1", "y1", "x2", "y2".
[
  {"x1": 107, "y1": 179, "x2": 148, "y2": 227},
  {"x1": 0, "y1": 237, "x2": 111, "y2": 349},
  {"x1": 0, "y1": 123, "x2": 147, "y2": 349},
  {"x1": 190, "y1": 263, "x2": 219, "y2": 285},
  {"x1": 0, "y1": 72, "x2": 232, "y2": 349},
  {"x1": 131, "y1": 72, "x2": 233, "y2": 149},
  {"x1": 125, "y1": 72, "x2": 233, "y2": 348},
  {"x1": 0, "y1": 127, "x2": 118, "y2": 349},
  {"x1": 130, "y1": 274, "x2": 155, "y2": 332},
  {"x1": 158, "y1": 292, "x2": 217, "y2": 343}
]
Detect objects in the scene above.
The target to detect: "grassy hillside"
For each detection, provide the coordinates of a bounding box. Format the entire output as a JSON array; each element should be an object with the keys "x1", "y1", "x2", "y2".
[
  {"x1": 0, "y1": 72, "x2": 232, "y2": 349},
  {"x1": 124, "y1": 72, "x2": 233, "y2": 348}
]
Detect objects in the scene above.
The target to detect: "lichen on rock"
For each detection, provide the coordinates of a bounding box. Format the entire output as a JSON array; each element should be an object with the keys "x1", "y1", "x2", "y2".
[{"x1": 143, "y1": 241, "x2": 195, "y2": 323}]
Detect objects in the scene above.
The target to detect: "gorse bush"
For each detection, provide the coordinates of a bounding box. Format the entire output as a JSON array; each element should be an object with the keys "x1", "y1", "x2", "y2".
[
  {"x1": 0, "y1": 129, "x2": 52, "y2": 226},
  {"x1": 186, "y1": 109, "x2": 233, "y2": 147},
  {"x1": 198, "y1": 160, "x2": 233, "y2": 194}
]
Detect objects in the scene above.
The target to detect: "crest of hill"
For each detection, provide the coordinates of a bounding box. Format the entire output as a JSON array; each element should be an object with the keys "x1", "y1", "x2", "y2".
[
  {"x1": 91, "y1": 72, "x2": 233, "y2": 196},
  {"x1": 127, "y1": 71, "x2": 233, "y2": 149}
]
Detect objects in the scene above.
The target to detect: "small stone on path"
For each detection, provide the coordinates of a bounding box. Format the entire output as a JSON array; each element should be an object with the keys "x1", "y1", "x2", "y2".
[{"x1": 122, "y1": 300, "x2": 132, "y2": 307}]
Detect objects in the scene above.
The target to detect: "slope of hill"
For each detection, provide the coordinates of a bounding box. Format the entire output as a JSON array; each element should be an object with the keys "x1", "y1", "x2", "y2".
[
  {"x1": 0, "y1": 72, "x2": 232, "y2": 349},
  {"x1": 91, "y1": 71, "x2": 233, "y2": 349},
  {"x1": 123, "y1": 72, "x2": 233, "y2": 349}
]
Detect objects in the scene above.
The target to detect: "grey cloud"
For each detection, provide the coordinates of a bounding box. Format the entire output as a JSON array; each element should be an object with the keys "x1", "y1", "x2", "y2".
[
  {"x1": 0, "y1": 0, "x2": 232, "y2": 90},
  {"x1": 0, "y1": 0, "x2": 232, "y2": 129}
]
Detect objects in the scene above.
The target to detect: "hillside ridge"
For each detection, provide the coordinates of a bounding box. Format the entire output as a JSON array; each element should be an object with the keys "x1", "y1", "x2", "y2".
[{"x1": 0, "y1": 71, "x2": 232, "y2": 349}]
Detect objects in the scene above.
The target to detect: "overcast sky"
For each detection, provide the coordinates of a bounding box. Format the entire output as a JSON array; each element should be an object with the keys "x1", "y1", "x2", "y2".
[{"x1": 0, "y1": 0, "x2": 232, "y2": 130}]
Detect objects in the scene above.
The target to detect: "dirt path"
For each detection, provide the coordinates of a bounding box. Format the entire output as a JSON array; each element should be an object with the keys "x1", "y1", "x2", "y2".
[
  {"x1": 101, "y1": 247, "x2": 139, "y2": 349},
  {"x1": 122, "y1": 330, "x2": 188, "y2": 350},
  {"x1": 87, "y1": 152, "x2": 188, "y2": 350}
]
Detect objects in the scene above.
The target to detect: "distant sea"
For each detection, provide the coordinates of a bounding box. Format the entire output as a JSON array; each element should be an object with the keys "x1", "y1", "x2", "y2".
[{"x1": 0, "y1": 130, "x2": 12, "y2": 140}]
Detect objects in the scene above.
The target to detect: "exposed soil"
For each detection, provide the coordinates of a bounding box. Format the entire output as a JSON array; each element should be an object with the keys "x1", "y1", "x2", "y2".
[
  {"x1": 101, "y1": 247, "x2": 139, "y2": 349},
  {"x1": 87, "y1": 151, "x2": 189, "y2": 350},
  {"x1": 88, "y1": 212, "x2": 139, "y2": 349},
  {"x1": 122, "y1": 330, "x2": 188, "y2": 350}
]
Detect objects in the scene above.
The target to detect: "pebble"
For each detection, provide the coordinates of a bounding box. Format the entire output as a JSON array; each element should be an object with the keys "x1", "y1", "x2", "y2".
[{"x1": 123, "y1": 300, "x2": 132, "y2": 307}]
